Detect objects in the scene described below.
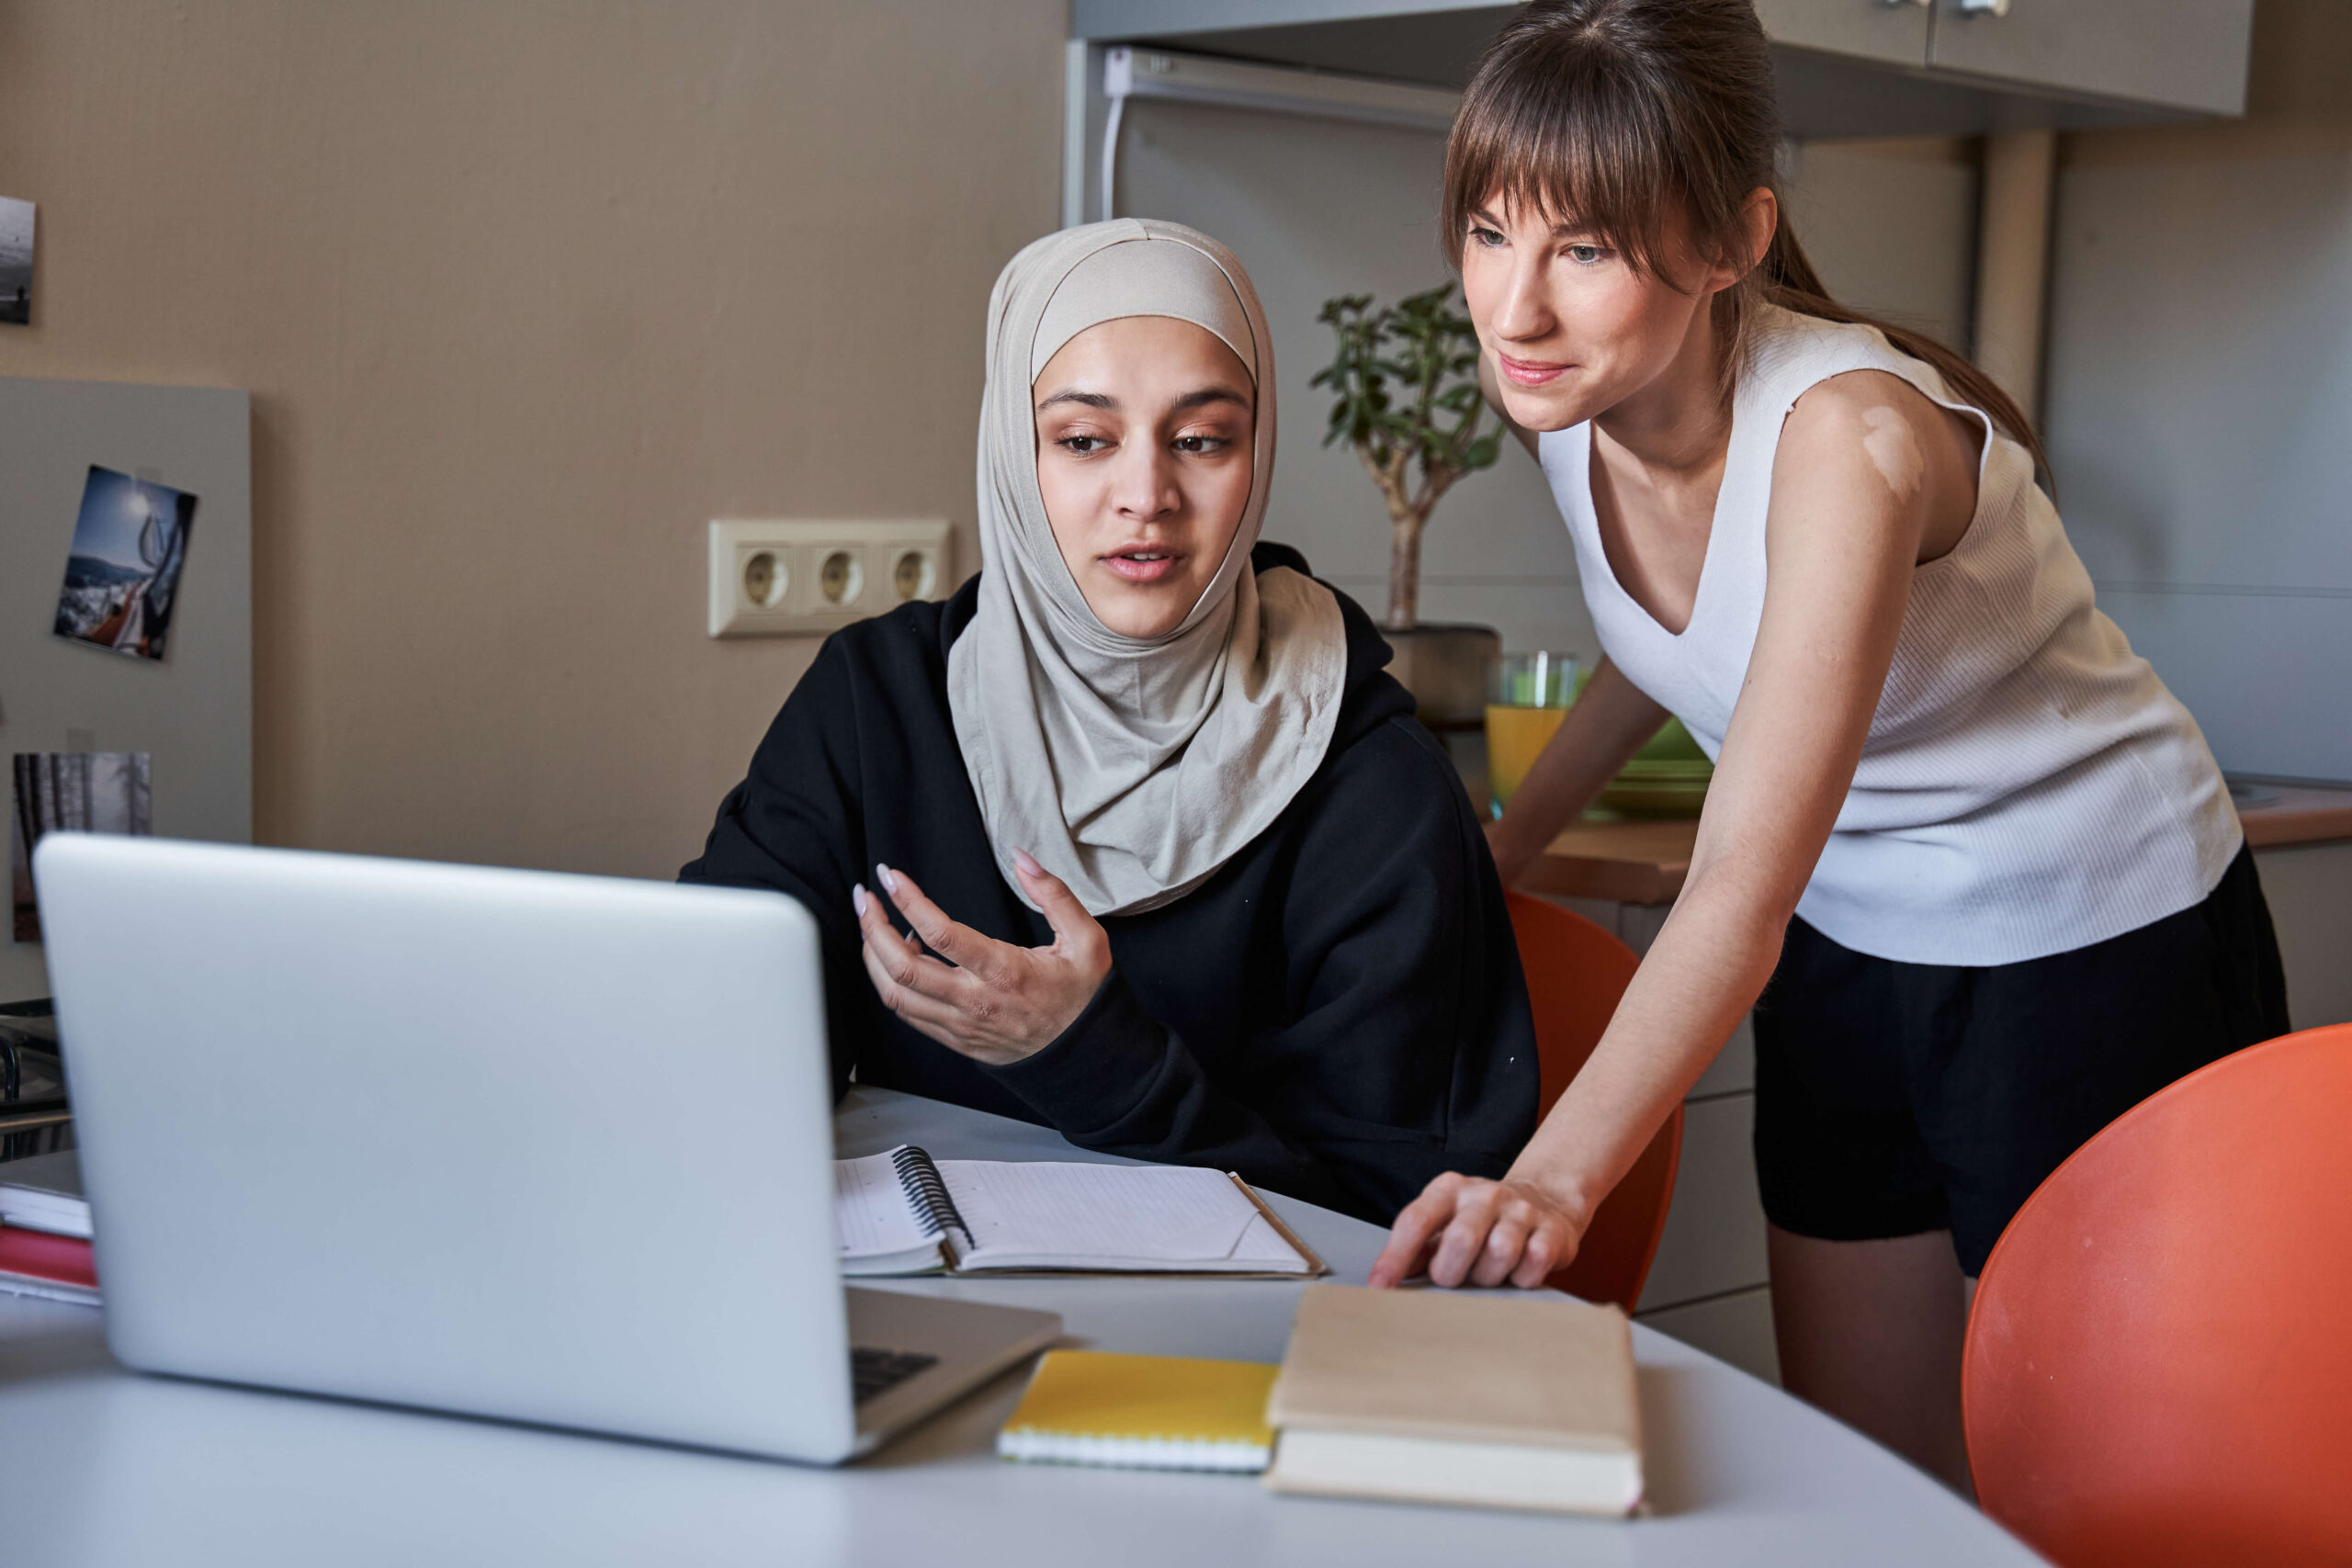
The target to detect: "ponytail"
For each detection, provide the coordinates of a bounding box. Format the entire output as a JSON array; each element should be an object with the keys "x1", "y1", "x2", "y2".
[{"x1": 1752, "y1": 222, "x2": 2050, "y2": 480}]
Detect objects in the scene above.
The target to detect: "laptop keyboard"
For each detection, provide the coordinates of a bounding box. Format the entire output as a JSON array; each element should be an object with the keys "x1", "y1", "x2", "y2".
[{"x1": 850, "y1": 1346, "x2": 939, "y2": 1404}]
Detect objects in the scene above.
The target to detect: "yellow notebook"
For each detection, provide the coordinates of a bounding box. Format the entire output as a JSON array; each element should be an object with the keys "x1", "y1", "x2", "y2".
[{"x1": 997, "y1": 1351, "x2": 1278, "y2": 1472}]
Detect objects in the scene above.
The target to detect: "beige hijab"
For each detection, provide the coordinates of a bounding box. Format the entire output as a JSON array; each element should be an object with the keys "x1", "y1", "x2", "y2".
[{"x1": 947, "y1": 220, "x2": 1348, "y2": 918}]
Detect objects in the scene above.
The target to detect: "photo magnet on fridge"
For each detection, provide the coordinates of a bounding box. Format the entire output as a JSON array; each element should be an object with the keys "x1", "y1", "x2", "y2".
[
  {"x1": 0, "y1": 197, "x2": 29, "y2": 325},
  {"x1": 53, "y1": 467, "x2": 198, "y2": 661},
  {"x1": 9, "y1": 752, "x2": 152, "y2": 943}
]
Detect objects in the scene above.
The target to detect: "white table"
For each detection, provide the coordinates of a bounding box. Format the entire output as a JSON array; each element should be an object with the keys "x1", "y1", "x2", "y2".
[{"x1": 0, "y1": 1089, "x2": 2042, "y2": 1565}]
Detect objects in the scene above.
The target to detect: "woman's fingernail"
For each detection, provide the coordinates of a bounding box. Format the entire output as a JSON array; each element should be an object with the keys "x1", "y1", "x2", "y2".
[
  {"x1": 876, "y1": 863, "x2": 899, "y2": 896},
  {"x1": 852, "y1": 884, "x2": 868, "y2": 917},
  {"x1": 1013, "y1": 849, "x2": 1041, "y2": 877}
]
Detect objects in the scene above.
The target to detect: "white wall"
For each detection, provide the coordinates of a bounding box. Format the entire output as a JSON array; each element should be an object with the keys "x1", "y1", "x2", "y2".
[
  {"x1": 2043, "y1": 0, "x2": 2352, "y2": 782},
  {"x1": 0, "y1": 0, "x2": 1069, "y2": 881},
  {"x1": 1784, "y1": 137, "x2": 1979, "y2": 352}
]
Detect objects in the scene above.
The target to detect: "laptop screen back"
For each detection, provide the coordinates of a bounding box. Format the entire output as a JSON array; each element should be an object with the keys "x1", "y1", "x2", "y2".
[{"x1": 35, "y1": 833, "x2": 855, "y2": 1461}]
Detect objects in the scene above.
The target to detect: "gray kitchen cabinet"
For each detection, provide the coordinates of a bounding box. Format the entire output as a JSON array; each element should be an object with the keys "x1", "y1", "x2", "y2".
[
  {"x1": 1928, "y1": 0, "x2": 2254, "y2": 117},
  {"x1": 1072, "y1": 0, "x2": 2256, "y2": 135},
  {"x1": 1754, "y1": 0, "x2": 1933, "y2": 68}
]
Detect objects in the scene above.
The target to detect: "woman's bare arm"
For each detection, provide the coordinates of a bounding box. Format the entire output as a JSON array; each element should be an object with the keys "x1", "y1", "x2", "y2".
[{"x1": 1374, "y1": 370, "x2": 1977, "y2": 1288}]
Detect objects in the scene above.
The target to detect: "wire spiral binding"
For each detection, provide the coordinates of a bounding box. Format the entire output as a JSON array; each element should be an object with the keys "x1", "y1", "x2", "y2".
[{"x1": 890, "y1": 1145, "x2": 970, "y2": 1240}]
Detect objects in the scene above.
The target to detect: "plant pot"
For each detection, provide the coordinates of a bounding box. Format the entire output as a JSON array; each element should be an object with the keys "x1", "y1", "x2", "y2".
[{"x1": 1381, "y1": 622, "x2": 1500, "y2": 731}]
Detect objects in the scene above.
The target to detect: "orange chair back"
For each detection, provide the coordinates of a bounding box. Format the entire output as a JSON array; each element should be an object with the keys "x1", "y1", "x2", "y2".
[
  {"x1": 1504, "y1": 891, "x2": 1681, "y2": 1313},
  {"x1": 1963, "y1": 1023, "x2": 2352, "y2": 1568}
]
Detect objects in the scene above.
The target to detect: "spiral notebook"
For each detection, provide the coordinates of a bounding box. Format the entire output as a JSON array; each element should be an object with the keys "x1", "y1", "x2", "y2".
[
  {"x1": 998, "y1": 1351, "x2": 1280, "y2": 1472},
  {"x1": 835, "y1": 1146, "x2": 1324, "y2": 1277}
]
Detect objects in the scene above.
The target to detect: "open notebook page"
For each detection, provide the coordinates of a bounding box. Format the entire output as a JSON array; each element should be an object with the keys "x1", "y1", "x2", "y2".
[
  {"x1": 937, "y1": 1160, "x2": 1312, "y2": 1273},
  {"x1": 834, "y1": 1150, "x2": 947, "y2": 1275}
]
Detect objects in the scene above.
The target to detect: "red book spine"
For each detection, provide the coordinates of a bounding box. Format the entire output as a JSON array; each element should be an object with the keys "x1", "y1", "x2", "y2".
[{"x1": 0, "y1": 1221, "x2": 98, "y2": 1289}]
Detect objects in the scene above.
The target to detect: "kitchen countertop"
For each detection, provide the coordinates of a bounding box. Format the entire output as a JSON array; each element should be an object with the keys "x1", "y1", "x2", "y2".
[
  {"x1": 2234, "y1": 783, "x2": 2352, "y2": 850},
  {"x1": 1527, "y1": 782, "x2": 2352, "y2": 908}
]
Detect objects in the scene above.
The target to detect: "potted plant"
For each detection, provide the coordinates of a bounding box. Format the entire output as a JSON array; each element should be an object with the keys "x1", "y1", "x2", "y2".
[{"x1": 1313, "y1": 284, "x2": 1505, "y2": 728}]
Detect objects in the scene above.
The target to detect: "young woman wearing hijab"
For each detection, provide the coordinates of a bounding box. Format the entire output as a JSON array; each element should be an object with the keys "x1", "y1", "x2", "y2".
[
  {"x1": 682, "y1": 220, "x2": 1538, "y2": 1225},
  {"x1": 1366, "y1": 0, "x2": 2286, "y2": 1485}
]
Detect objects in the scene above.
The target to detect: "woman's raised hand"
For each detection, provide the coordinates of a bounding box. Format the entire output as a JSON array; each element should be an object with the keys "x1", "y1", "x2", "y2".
[
  {"x1": 1367, "y1": 1170, "x2": 1592, "y2": 1290},
  {"x1": 854, "y1": 851, "x2": 1112, "y2": 1066}
]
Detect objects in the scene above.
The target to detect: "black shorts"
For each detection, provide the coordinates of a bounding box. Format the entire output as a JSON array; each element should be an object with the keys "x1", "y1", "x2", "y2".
[{"x1": 1751, "y1": 842, "x2": 2289, "y2": 1275}]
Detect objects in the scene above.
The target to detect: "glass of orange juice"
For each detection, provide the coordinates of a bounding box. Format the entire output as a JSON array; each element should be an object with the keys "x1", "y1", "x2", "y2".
[{"x1": 1486, "y1": 651, "x2": 1578, "y2": 819}]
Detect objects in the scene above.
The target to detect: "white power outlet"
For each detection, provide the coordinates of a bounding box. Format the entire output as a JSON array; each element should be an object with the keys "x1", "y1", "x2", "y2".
[{"x1": 707, "y1": 519, "x2": 952, "y2": 637}]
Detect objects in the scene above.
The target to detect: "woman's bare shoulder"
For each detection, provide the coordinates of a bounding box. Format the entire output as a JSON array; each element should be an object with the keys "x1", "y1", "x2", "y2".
[
  {"x1": 1784, "y1": 367, "x2": 1965, "y2": 451},
  {"x1": 1778, "y1": 369, "x2": 1980, "y2": 562}
]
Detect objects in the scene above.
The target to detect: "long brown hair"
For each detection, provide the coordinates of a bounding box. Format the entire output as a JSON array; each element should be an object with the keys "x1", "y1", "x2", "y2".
[{"x1": 1442, "y1": 0, "x2": 2048, "y2": 477}]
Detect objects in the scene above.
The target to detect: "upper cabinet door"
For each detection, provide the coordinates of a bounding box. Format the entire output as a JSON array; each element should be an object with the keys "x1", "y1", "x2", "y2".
[
  {"x1": 1928, "y1": 0, "x2": 2254, "y2": 115},
  {"x1": 1754, "y1": 0, "x2": 1933, "y2": 67}
]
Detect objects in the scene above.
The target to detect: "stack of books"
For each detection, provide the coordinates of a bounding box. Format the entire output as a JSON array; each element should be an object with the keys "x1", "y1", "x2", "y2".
[
  {"x1": 990, "y1": 1281, "x2": 1643, "y2": 1517},
  {"x1": 0, "y1": 1148, "x2": 96, "y2": 1305}
]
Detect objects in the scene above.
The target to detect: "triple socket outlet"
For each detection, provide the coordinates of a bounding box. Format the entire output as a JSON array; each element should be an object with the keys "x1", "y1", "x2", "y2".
[{"x1": 707, "y1": 519, "x2": 952, "y2": 637}]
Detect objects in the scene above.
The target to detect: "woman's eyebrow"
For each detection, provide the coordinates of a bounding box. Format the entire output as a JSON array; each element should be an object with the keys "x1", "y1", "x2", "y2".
[
  {"x1": 1471, "y1": 201, "x2": 1591, "y2": 239},
  {"x1": 1172, "y1": 387, "x2": 1250, "y2": 412},
  {"x1": 1036, "y1": 389, "x2": 1114, "y2": 411}
]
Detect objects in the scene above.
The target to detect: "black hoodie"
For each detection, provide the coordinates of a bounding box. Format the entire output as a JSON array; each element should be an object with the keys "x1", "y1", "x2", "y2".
[{"x1": 680, "y1": 544, "x2": 1538, "y2": 1224}]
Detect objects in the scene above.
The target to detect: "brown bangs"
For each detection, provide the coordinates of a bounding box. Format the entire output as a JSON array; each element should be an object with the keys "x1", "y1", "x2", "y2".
[{"x1": 1444, "y1": 27, "x2": 1693, "y2": 281}]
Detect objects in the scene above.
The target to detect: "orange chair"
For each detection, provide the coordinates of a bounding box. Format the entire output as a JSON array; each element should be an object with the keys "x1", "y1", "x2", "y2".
[
  {"x1": 1504, "y1": 891, "x2": 1682, "y2": 1312},
  {"x1": 1963, "y1": 1023, "x2": 2352, "y2": 1568}
]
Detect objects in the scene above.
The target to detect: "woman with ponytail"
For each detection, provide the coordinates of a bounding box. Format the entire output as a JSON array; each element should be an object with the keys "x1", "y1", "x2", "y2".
[{"x1": 1368, "y1": 0, "x2": 2284, "y2": 1488}]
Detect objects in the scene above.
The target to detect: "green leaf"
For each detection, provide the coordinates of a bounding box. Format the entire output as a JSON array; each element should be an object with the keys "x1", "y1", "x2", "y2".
[{"x1": 1317, "y1": 282, "x2": 1491, "y2": 540}]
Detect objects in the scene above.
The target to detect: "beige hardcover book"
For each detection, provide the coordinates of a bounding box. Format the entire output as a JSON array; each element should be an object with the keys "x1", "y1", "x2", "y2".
[{"x1": 1263, "y1": 1283, "x2": 1643, "y2": 1516}]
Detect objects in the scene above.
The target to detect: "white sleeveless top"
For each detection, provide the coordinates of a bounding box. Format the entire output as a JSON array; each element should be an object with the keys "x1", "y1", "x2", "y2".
[{"x1": 1540, "y1": 305, "x2": 2241, "y2": 966}]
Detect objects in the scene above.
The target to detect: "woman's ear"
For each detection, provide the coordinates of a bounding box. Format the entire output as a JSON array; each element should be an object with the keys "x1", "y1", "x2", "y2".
[
  {"x1": 1698, "y1": 188, "x2": 1777, "y2": 296},
  {"x1": 1737, "y1": 186, "x2": 1778, "y2": 279}
]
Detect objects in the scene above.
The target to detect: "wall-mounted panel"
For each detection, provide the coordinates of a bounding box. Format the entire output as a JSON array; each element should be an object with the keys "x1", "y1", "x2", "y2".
[{"x1": 0, "y1": 378, "x2": 253, "y2": 999}]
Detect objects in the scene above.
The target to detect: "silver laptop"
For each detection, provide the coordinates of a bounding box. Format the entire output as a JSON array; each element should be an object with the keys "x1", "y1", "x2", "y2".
[{"x1": 33, "y1": 832, "x2": 1058, "y2": 1462}]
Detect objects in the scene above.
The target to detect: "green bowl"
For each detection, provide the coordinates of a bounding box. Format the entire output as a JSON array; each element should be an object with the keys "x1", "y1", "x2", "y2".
[
  {"x1": 1596, "y1": 777, "x2": 1710, "y2": 818},
  {"x1": 1565, "y1": 671, "x2": 1714, "y2": 818}
]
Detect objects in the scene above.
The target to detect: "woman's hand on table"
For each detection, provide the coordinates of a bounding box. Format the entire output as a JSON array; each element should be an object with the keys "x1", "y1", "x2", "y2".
[
  {"x1": 854, "y1": 852, "x2": 1112, "y2": 1066},
  {"x1": 1367, "y1": 1170, "x2": 1593, "y2": 1290}
]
